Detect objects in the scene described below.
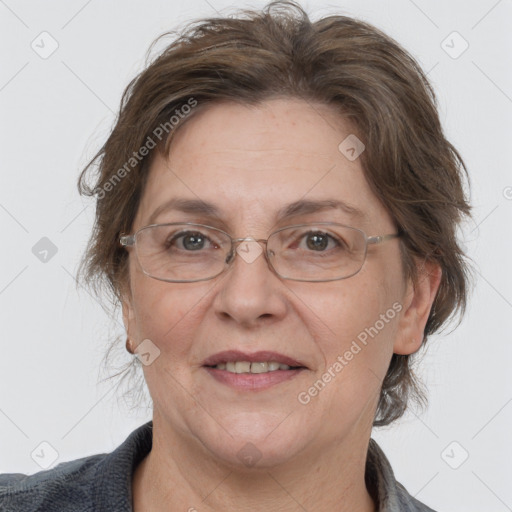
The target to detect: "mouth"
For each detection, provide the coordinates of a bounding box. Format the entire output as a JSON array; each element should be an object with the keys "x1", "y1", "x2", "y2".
[
  {"x1": 203, "y1": 350, "x2": 308, "y2": 371},
  {"x1": 202, "y1": 350, "x2": 308, "y2": 390},
  {"x1": 209, "y1": 361, "x2": 297, "y2": 373}
]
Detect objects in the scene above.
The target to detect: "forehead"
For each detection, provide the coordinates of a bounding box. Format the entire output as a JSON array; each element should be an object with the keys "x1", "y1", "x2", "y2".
[{"x1": 135, "y1": 98, "x2": 390, "y2": 232}]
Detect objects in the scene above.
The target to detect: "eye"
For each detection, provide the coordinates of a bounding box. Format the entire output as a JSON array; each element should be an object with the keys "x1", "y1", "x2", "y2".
[
  {"x1": 166, "y1": 230, "x2": 217, "y2": 251},
  {"x1": 304, "y1": 232, "x2": 330, "y2": 251},
  {"x1": 299, "y1": 231, "x2": 343, "y2": 252}
]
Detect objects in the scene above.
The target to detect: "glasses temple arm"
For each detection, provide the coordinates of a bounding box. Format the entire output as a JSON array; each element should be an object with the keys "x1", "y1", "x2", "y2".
[{"x1": 367, "y1": 233, "x2": 402, "y2": 245}]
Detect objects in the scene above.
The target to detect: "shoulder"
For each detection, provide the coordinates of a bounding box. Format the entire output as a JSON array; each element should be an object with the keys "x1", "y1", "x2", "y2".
[
  {"x1": 0, "y1": 453, "x2": 106, "y2": 512},
  {"x1": 394, "y1": 481, "x2": 437, "y2": 512},
  {"x1": 367, "y1": 438, "x2": 438, "y2": 512},
  {"x1": 0, "y1": 421, "x2": 153, "y2": 512}
]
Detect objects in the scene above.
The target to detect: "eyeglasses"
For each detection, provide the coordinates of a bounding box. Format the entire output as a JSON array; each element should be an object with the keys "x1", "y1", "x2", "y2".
[{"x1": 119, "y1": 222, "x2": 400, "y2": 283}]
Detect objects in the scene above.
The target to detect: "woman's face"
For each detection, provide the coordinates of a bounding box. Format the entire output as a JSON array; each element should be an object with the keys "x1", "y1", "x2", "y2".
[{"x1": 123, "y1": 98, "x2": 437, "y2": 468}]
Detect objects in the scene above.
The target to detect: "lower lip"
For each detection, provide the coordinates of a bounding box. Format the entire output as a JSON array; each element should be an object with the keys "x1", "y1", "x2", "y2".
[{"x1": 203, "y1": 367, "x2": 305, "y2": 390}]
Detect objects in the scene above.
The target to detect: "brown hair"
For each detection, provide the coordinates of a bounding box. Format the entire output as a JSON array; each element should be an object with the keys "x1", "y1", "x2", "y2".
[{"x1": 78, "y1": 0, "x2": 471, "y2": 426}]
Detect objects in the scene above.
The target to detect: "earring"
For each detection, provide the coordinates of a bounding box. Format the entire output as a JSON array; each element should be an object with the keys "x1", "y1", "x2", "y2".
[{"x1": 126, "y1": 337, "x2": 134, "y2": 354}]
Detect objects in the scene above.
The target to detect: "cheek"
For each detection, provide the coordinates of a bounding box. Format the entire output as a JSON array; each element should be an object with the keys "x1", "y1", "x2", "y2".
[
  {"x1": 129, "y1": 280, "x2": 209, "y2": 412},
  {"x1": 129, "y1": 271, "x2": 204, "y2": 358},
  {"x1": 300, "y1": 276, "x2": 400, "y2": 377},
  {"x1": 295, "y1": 283, "x2": 400, "y2": 431},
  {"x1": 299, "y1": 276, "x2": 392, "y2": 338}
]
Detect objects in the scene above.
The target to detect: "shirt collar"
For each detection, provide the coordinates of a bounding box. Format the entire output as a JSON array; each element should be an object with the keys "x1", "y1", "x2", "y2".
[
  {"x1": 366, "y1": 438, "x2": 435, "y2": 511},
  {"x1": 93, "y1": 421, "x2": 153, "y2": 511}
]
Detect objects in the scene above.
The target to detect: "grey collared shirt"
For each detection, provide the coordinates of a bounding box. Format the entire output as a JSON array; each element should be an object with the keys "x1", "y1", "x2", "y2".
[{"x1": 0, "y1": 421, "x2": 436, "y2": 511}]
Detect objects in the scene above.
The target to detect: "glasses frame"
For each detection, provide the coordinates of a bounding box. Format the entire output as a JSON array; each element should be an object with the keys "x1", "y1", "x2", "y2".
[{"x1": 119, "y1": 222, "x2": 401, "y2": 283}]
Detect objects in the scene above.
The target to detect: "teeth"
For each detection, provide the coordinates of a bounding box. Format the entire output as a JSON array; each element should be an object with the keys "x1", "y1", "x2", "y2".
[
  {"x1": 213, "y1": 361, "x2": 294, "y2": 373},
  {"x1": 235, "y1": 361, "x2": 251, "y2": 373},
  {"x1": 250, "y1": 362, "x2": 268, "y2": 374}
]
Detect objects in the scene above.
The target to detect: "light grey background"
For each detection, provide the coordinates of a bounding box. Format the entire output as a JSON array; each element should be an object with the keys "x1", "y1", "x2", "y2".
[{"x1": 1, "y1": 1, "x2": 511, "y2": 510}]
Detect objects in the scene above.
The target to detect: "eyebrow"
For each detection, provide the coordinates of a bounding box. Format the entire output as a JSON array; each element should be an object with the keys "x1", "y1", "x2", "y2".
[
  {"x1": 148, "y1": 198, "x2": 220, "y2": 225},
  {"x1": 147, "y1": 197, "x2": 367, "y2": 226},
  {"x1": 277, "y1": 198, "x2": 366, "y2": 221}
]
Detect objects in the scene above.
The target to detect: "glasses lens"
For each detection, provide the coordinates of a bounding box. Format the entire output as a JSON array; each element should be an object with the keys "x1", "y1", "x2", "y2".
[
  {"x1": 268, "y1": 224, "x2": 367, "y2": 281},
  {"x1": 135, "y1": 224, "x2": 231, "y2": 282}
]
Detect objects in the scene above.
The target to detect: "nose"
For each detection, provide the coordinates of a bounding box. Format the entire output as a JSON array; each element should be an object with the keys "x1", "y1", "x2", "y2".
[{"x1": 212, "y1": 239, "x2": 287, "y2": 327}]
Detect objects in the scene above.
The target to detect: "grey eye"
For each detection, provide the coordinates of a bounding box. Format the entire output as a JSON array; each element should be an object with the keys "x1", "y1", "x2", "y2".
[
  {"x1": 181, "y1": 232, "x2": 207, "y2": 251},
  {"x1": 167, "y1": 231, "x2": 215, "y2": 251},
  {"x1": 305, "y1": 232, "x2": 330, "y2": 251}
]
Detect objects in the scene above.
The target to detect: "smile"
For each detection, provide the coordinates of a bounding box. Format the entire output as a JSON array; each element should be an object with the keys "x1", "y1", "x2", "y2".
[
  {"x1": 211, "y1": 361, "x2": 295, "y2": 373},
  {"x1": 202, "y1": 350, "x2": 308, "y2": 390}
]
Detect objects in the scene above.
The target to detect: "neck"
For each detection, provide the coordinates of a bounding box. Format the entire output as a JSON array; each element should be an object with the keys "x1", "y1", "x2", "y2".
[{"x1": 132, "y1": 415, "x2": 377, "y2": 512}]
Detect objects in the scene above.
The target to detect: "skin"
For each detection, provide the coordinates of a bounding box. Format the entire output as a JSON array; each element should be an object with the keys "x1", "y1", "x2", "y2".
[{"x1": 122, "y1": 98, "x2": 441, "y2": 511}]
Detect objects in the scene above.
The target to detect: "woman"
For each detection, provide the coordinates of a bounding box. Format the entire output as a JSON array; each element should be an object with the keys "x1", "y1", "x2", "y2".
[{"x1": 0, "y1": 1, "x2": 470, "y2": 510}]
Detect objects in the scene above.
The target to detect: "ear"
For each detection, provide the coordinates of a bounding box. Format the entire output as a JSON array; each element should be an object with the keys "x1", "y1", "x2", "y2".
[{"x1": 393, "y1": 259, "x2": 442, "y2": 355}]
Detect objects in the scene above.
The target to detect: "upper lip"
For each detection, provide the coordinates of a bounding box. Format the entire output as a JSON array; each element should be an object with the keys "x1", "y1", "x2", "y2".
[{"x1": 203, "y1": 350, "x2": 308, "y2": 368}]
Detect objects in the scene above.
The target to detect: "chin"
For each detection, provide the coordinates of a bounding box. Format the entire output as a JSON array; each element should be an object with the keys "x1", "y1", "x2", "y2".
[{"x1": 196, "y1": 411, "x2": 311, "y2": 470}]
